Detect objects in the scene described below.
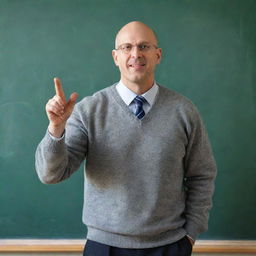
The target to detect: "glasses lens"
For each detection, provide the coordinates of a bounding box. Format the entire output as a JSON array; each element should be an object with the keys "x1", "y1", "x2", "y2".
[{"x1": 118, "y1": 43, "x2": 156, "y2": 53}]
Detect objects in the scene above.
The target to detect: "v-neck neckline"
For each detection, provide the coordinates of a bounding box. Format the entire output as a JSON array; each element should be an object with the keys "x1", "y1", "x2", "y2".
[{"x1": 109, "y1": 83, "x2": 162, "y2": 125}]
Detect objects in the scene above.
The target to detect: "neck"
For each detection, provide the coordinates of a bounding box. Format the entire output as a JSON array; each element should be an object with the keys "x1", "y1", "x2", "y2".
[{"x1": 121, "y1": 79, "x2": 154, "y2": 95}]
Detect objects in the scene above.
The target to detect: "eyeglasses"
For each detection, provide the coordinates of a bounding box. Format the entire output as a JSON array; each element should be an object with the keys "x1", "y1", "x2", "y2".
[{"x1": 115, "y1": 43, "x2": 158, "y2": 54}]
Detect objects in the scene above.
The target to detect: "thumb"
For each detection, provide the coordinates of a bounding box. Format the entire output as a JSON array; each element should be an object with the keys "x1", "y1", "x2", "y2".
[
  {"x1": 66, "y1": 92, "x2": 78, "y2": 111},
  {"x1": 69, "y1": 92, "x2": 78, "y2": 103}
]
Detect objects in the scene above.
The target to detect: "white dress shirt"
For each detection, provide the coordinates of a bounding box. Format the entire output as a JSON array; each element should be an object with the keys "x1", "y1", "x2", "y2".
[{"x1": 115, "y1": 80, "x2": 159, "y2": 115}]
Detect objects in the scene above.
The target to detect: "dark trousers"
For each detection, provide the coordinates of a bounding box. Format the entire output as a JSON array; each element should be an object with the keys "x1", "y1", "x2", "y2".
[{"x1": 83, "y1": 236, "x2": 192, "y2": 256}]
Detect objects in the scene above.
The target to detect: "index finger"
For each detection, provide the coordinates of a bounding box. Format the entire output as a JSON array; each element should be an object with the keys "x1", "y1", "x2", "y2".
[{"x1": 54, "y1": 77, "x2": 66, "y2": 100}]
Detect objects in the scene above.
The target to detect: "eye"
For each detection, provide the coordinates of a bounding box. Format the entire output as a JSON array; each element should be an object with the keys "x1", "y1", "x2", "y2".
[
  {"x1": 122, "y1": 44, "x2": 132, "y2": 51},
  {"x1": 139, "y1": 44, "x2": 150, "y2": 50}
]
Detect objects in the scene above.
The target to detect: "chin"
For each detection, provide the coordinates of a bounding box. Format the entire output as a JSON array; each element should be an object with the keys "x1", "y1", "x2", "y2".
[{"x1": 128, "y1": 75, "x2": 146, "y2": 84}]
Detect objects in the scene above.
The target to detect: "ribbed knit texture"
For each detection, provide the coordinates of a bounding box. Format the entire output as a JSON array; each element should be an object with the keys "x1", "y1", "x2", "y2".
[{"x1": 35, "y1": 84, "x2": 217, "y2": 248}]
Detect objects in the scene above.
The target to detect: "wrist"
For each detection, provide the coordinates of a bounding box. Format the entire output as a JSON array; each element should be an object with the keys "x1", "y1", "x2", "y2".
[{"x1": 48, "y1": 123, "x2": 66, "y2": 138}]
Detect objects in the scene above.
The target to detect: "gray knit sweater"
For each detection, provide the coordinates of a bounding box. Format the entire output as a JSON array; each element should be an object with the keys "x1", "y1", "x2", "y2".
[{"x1": 35, "y1": 84, "x2": 217, "y2": 248}]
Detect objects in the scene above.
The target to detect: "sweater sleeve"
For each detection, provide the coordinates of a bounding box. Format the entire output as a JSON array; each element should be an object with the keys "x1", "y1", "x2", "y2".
[
  {"x1": 35, "y1": 104, "x2": 88, "y2": 184},
  {"x1": 183, "y1": 106, "x2": 217, "y2": 240}
]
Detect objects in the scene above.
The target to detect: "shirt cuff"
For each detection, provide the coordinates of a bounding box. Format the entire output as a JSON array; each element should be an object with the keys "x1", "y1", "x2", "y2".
[{"x1": 48, "y1": 129, "x2": 65, "y2": 141}]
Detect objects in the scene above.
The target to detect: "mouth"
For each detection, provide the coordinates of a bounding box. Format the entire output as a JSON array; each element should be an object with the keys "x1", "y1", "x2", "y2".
[{"x1": 128, "y1": 63, "x2": 146, "y2": 69}]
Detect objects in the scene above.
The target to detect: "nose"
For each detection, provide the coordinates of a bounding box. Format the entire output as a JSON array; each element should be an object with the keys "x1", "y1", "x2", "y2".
[{"x1": 130, "y1": 45, "x2": 142, "y2": 58}]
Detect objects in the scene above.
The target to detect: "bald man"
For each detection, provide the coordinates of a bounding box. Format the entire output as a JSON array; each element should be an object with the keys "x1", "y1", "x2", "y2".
[{"x1": 36, "y1": 21, "x2": 217, "y2": 256}]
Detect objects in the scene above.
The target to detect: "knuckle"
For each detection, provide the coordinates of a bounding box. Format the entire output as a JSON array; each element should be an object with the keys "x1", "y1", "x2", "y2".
[
  {"x1": 53, "y1": 95, "x2": 59, "y2": 101},
  {"x1": 45, "y1": 102, "x2": 51, "y2": 109},
  {"x1": 47, "y1": 98, "x2": 55, "y2": 105},
  {"x1": 54, "y1": 95, "x2": 65, "y2": 106}
]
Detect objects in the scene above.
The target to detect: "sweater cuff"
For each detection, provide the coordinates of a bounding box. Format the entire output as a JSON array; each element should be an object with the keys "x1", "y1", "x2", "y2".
[
  {"x1": 184, "y1": 221, "x2": 202, "y2": 241},
  {"x1": 43, "y1": 130, "x2": 66, "y2": 154},
  {"x1": 47, "y1": 129, "x2": 65, "y2": 141}
]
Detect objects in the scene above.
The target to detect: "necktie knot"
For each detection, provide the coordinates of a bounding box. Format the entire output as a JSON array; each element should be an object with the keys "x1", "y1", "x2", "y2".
[{"x1": 133, "y1": 96, "x2": 147, "y2": 119}]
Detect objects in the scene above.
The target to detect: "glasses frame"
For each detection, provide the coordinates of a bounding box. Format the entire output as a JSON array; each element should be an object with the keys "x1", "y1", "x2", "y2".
[{"x1": 115, "y1": 43, "x2": 158, "y2": 54}]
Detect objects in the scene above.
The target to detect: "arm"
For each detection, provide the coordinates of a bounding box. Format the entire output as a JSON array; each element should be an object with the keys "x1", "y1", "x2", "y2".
[
  {"x1": 183, "y1": 107, "x2": 217, "y2": 241},
  {"x1": 35, "y1": 105, "x2": 88, "y2": 184},
  {"x1": 35, "y1": 78, "x2": 87, "y2": 184}
]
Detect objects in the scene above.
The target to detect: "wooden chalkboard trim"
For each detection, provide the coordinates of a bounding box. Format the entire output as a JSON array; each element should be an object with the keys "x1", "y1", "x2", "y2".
[
  {"x1": 0, "y1": 239, "x2": 84, "y2": 252},
  {"x1": 0, "y1": 239, "x2": 255, "y2": 253}
]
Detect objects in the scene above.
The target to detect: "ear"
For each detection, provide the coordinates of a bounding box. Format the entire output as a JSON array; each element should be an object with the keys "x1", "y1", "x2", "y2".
[
  {"x1": 156, "y1": 48, "x2": 162, "y2": 64},
  {"x1": 112, "y1": 49, "x2": 119, "y2": 66}
]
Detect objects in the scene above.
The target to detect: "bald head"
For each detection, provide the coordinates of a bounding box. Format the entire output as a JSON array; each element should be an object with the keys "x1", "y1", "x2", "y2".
[
  {"x1": 112, "y1": 21, "x2": 162, "y2": 93},
  {"x1": 115, "y1": 21, "x2": 158, "y2": 49}
]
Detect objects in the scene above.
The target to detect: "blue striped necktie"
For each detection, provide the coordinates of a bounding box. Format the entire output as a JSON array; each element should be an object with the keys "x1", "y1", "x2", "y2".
[{"x1": 133, "y1": 96, "x2": 147, "y2": 119}]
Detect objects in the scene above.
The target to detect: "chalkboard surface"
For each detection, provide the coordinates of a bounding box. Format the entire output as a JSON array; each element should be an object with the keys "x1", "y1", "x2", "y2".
[{"x1": 0, "y1": 0, "x2": 255, "y2": 239}]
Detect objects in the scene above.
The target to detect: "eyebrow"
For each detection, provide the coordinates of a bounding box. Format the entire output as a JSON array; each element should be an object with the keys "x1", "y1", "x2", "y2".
[
  {"x1": 138, "y1": 41, "x2": 151, "y2": 44},
  {"x1": 120, "y1": 41, "x2": 153, "y2": 45}
]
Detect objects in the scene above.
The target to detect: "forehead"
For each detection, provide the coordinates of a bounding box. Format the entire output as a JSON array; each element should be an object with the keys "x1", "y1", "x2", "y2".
[{"x1": 116, "y1": 24, "x2": 157, "y2": 46}]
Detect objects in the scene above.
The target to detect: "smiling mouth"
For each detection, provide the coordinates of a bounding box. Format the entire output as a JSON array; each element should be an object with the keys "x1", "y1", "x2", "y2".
[{"x1": 129, "y1": 64, "x2": 146, "y2": 68}]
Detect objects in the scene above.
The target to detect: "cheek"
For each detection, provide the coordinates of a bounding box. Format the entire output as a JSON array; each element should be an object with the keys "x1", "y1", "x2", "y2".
[
  {"x1": 119, "y1": 59, "x2": 129, "y2": 71},
  {"x1": 148, "y1": 56, "x2": 159, "y2": 67},
  {"x1": 116, "y1": 55, "x2": 125, "y2": 65}
]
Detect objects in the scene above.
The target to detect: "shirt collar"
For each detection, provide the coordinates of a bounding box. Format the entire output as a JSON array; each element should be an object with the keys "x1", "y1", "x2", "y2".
[{"x1": 116, "y1": 80, "x2": 159, "y2": 106}]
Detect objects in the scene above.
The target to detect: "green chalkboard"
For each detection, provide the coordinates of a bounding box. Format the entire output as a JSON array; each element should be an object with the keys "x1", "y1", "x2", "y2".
[{"x1": 0, "y1": 0, "x2": 255, "y2": 239}]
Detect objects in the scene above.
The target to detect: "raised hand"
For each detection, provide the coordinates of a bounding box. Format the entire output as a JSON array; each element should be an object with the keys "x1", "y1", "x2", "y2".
[{"x1": 46, "y1": 78, "x2": 78, "y2": 138}]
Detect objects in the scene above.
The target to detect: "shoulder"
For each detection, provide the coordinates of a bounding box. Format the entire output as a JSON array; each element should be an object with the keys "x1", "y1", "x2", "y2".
[
  {"x1": 158, "y1": 84, "x2": 199, "y2": 116},
  {"x1": 158, "y1": 85, "x2": 205, "y2": 133}
]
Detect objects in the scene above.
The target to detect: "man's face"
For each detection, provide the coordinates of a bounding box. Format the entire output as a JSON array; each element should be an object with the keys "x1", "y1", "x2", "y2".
[{"x1": 112, "y1": 23, "x2": 162, "y2": 87}]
